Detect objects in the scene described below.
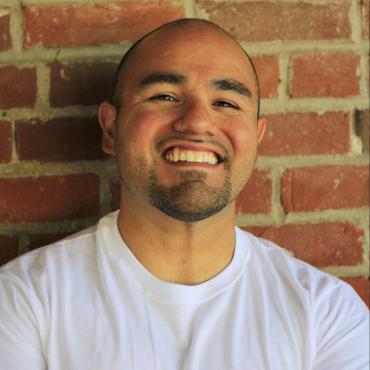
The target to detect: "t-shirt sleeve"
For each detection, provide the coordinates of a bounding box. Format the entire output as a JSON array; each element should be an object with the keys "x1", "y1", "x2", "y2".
[
  {"x1": 0, "y1": 272, "x2": 46, "y2": 370},
  {"x1": 312, "y1": 279, "x2": 369, "y2": 370}
]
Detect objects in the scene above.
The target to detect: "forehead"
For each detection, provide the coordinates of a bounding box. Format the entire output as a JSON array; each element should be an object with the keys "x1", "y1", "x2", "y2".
[{"x1": 122, "y1": 24, "x2": 256, "y2": 90}]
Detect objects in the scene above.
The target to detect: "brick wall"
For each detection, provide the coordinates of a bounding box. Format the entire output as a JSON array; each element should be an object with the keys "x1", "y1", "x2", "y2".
[{"x1": 0, "y1": 0, "x2": 368, "y2": 305}]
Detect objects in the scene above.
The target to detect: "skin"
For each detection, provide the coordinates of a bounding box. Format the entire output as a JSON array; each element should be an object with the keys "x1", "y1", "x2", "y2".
[{"x1": 99, "y1": 21, "x2": 266, "y2": 285}]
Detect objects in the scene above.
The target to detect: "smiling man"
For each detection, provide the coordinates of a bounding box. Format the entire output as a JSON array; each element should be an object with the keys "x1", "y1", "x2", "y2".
[
  {"x1": 98, "y1": 19, "x2": 266, "y2": 285},
  {"x1": 0, "y1": 19, "x2": 368, "y2": 370}
]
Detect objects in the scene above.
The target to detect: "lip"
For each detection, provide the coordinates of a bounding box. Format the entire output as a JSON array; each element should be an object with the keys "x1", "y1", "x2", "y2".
[{"x1": 163, "y1": 160, "x2": 220, "y2": 169}]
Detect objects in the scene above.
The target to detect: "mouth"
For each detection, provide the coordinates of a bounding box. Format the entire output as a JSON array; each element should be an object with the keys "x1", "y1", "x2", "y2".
[{"x1": 162, "y1": 146, "x2": 223, "y2": 165}]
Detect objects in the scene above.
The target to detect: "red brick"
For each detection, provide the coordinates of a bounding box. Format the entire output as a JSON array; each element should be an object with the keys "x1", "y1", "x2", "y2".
[
  {"x1": 260, "y1": 112, "x2": 350, "y2": 156},
  {"x1": 252, "y1": 56, "x2": 279, "y2": 99},
  {"x1": 236, "y1": 169, "x2": 272, "y2": 214},
  {"x1": 281, "y1": 166, "x2": 369, "y2": 212},
  {"x1": 16, "y1": 117, "x2": 105, "y2": 162},
  {"x1": 196, "y1": 1, "x2": 351, "y2": 42},
  {"x1": 0, "y1": 12, "x2": 11, "y2": 51},
  {"x1": 27, "y1": 232, "x2": 71, "y2": 251},
  {"x1": 0, "y1": 121, "x2": 12, "y2": 163},
  {"x1": 363, "y1": 0, "x2": 369, "y2": 38},
  {"x1": 290, "y1": 54, "x2": 360, "y2": 98},
  {"x1": 0, "y1": 235, "x2": 19, "y2": 266},
  {"x1": 23, "y1": 3, "x2": 184, "y2": 49},
  {"x1": 0, "y1": 66, "x2": 37, "y2": 108},
  {"x1": 110, "y1": 177, "x2": 121, "y2": 211},
  {"x1": 245, "y1": 222, "x2": 364, "y2": 268},
  {"x1": 49, "y1": 61, "x2": 117, "y2": 107},
  {"x1": 0, "y1": 175, "x2": 100, "y2": 223},
  {"x1": 342, "y1": 277, "x2": 369, "y2": 307},
  {"x1": 355, "y1": 109, "x2": 369, "y2": 153}
]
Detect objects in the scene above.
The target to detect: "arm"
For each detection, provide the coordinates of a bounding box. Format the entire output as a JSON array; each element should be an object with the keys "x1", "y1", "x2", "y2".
[
  {"x1": 0, "y1": 273, "x2": 46, "y2": 370},
  {"x1": 312, "y1": 281, "x2": 369, "y2": 370}
]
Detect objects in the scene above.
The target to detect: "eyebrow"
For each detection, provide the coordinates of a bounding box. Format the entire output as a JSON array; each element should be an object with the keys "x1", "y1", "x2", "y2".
[
  {"x1": 211, "y1": 79, "x2": 252, "y2": 97},
  {"x1": 138, "y1": 73, "x2": 252, "y2": 98},
  {"x1": 139, "y1": 72, "x2": 186, "y2": 87}
]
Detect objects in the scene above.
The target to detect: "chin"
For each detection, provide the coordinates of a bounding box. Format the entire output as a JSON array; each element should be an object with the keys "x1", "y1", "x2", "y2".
[{"x1": 149, "y1": 179, "x2": 232, "y2": 222}]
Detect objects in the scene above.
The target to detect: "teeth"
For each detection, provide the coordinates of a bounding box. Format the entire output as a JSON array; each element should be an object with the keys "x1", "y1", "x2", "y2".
[
  {"x1": 164, "y1": 148, "x2": 219, "y2": 165},
  {"x1": 180, "y1": 151, "x2": 187, "y2": 161},
  {"x1": 195, "y1": 152, "x2": 203, "y2": 163}
]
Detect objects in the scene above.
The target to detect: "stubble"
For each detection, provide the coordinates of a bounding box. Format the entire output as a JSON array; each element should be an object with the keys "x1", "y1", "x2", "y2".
[{"x1": 149, "y1": 165, "x2": 232, "y2": 222}]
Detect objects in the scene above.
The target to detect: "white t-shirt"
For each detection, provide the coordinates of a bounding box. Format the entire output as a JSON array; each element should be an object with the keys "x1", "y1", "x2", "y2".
[{"x1": 0, "y1": 211, "x2": 368, "y2": 370}]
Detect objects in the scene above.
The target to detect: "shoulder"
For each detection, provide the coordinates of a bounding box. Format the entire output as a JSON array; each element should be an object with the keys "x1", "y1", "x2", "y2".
[
  {"x1": 236, "y1": 227, "x2": 368, "y2": 311},
  {"x1": 0, "y1": 224, "x2": 97, "y2": 281},
  {"x1": 237, "y1": 227, "x2": 369, "y2": 367},
  {"x1": 0, "y1": 211, "x2": 119, "y2": 280}
]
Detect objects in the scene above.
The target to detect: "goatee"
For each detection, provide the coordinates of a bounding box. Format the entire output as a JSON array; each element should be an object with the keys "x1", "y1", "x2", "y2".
[{"x1": 149, "y1": 169, "x2": 232, "y2": 222}]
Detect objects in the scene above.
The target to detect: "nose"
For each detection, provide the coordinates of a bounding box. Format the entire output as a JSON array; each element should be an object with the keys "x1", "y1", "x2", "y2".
[{"x1": 172, "y1": 100, "x2": 215, "y2": 136}]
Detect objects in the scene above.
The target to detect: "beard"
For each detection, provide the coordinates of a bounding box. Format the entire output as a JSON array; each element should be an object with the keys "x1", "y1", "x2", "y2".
[
  {"x1": 148, "y1": 167, "x2": 232, "y2": 222},
  {"x1": 118, "y1": 150, "x2": 254, "y2": 223}
]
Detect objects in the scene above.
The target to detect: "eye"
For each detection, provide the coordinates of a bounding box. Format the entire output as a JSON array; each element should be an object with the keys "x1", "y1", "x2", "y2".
[
  {"x1": 149, "y1": 94, "x2": 177, "y2": 101},
  {"x1": 214, "y1": 100, "x2": 239, "y2": 109}
]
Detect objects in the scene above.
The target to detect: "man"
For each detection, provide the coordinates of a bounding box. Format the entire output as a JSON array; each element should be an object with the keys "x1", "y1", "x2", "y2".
[{"x1": 0, "y1": 18, "x2": 368, "y2": 370}]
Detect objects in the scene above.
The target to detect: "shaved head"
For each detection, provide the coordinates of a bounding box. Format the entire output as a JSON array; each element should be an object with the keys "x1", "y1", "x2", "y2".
[
  {"x1": 110, "y1": 18, "x2": 261, "y2": 118},
  {"x1": 99, "y1": 17, "x2": 267, "y2": 223}
]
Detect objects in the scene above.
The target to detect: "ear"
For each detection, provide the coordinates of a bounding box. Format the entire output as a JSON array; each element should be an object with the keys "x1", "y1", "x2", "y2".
[
  {"x1": 98, "y1": 101, "x2": 117, "y2": 156},
  {"x1": 256, "y1": 116, "x2": 267, "y2": 144}
]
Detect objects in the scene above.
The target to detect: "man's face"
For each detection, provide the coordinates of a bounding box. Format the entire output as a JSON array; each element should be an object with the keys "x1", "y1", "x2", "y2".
[{"x1": 100, "y1": 24, "x2": 266, "y2": 222}]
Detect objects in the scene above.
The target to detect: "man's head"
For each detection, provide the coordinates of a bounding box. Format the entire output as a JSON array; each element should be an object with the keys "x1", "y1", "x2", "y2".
[
  {"x1": 110, "y1": 19, "x2": 261, "y2": 119},
  {"x1": 99, "y1": 18, "x2": 266, "y2": 222}
]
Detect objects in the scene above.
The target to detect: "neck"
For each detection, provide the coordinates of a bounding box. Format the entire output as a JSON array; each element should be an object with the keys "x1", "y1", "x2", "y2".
[{"x1": 117, "y1": 192, "x2": 237, "y2": 285}]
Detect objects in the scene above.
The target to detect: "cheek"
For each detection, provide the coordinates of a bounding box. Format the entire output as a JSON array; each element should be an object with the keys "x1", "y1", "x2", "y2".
[
  {"x1": 120, "y1": 110, "x2": 163, "y2": 152},
  {"x1": 128, "y1": 109, "x2": 158, "y2": 136},
  {"x1": 224, "y1": 118, "x2": 258, "y2": 156}
]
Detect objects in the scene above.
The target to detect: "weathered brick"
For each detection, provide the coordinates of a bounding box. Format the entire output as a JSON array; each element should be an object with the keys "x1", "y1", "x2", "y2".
[
  {"x1": 0, "y1": 121, "x2": 12, "y2": 163},
  {"x1": 0, "y1": 235, "x2": 19, "y2": 266},
  {"x1": 342, "y1": 277, "x2": 369, "y2": 307},
  {"x1": 290, "y1": 54, "x2": 360, "y2": 98},
  {"x1": 196, "y1": 1, "x2": 351, "y2": 42},
  {"x1": 0, "y1": 12, "x2": 11, "y2": 51},
  {"x1": 355, "y1": 109, "x2": 369, "y2": 153},
  {"x1": 236, "y1": 169, "x2": 272, "y2": 214},
  {"x1": 27, "y1": 232, "x2": 71, "y2": 251},
  {"x1": 363, "y1": 0, "x2": 369, "y2": 38},
  {"x1": 245, "y1": 222, "x2": 364, "y2": 267},
  {"x1": 24, "y1": 2, "x2": 184, "y2": 49},
  {"x1": 0, "y1": 66, "x2": 37, "y2": 108},
  {"x1": 0, "y1": 175, "x2": 100, "y2": 223},
  {"x1": 252, "y1": 56, "x2": 279, "y2": 98},
  {"x1": 281, "y1": 166, "x2": 369, "y2": 212},
  {"x1": 259, "y1": 112, "x2": 350, "y2": 156},
  {"x1": 50, "y1": 61, "x2": 117, "y2": 107},
  {"x1": 16, "y1": 117, "x2": 105, "y2": 162}
]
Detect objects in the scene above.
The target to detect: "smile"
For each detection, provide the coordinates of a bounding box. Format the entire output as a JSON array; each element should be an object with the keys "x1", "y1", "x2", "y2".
[{"x1": 163, "y1": 147, "x2": 220, "y2": 165}]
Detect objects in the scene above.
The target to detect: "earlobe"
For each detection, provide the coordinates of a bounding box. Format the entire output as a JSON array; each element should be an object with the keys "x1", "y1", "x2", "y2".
[
  {"x1": 257, "y1": 117, "x2": 267, "y2": 144},
  {"x1": 98, "y1": 101, "x2": 117, "y2": 156}
]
